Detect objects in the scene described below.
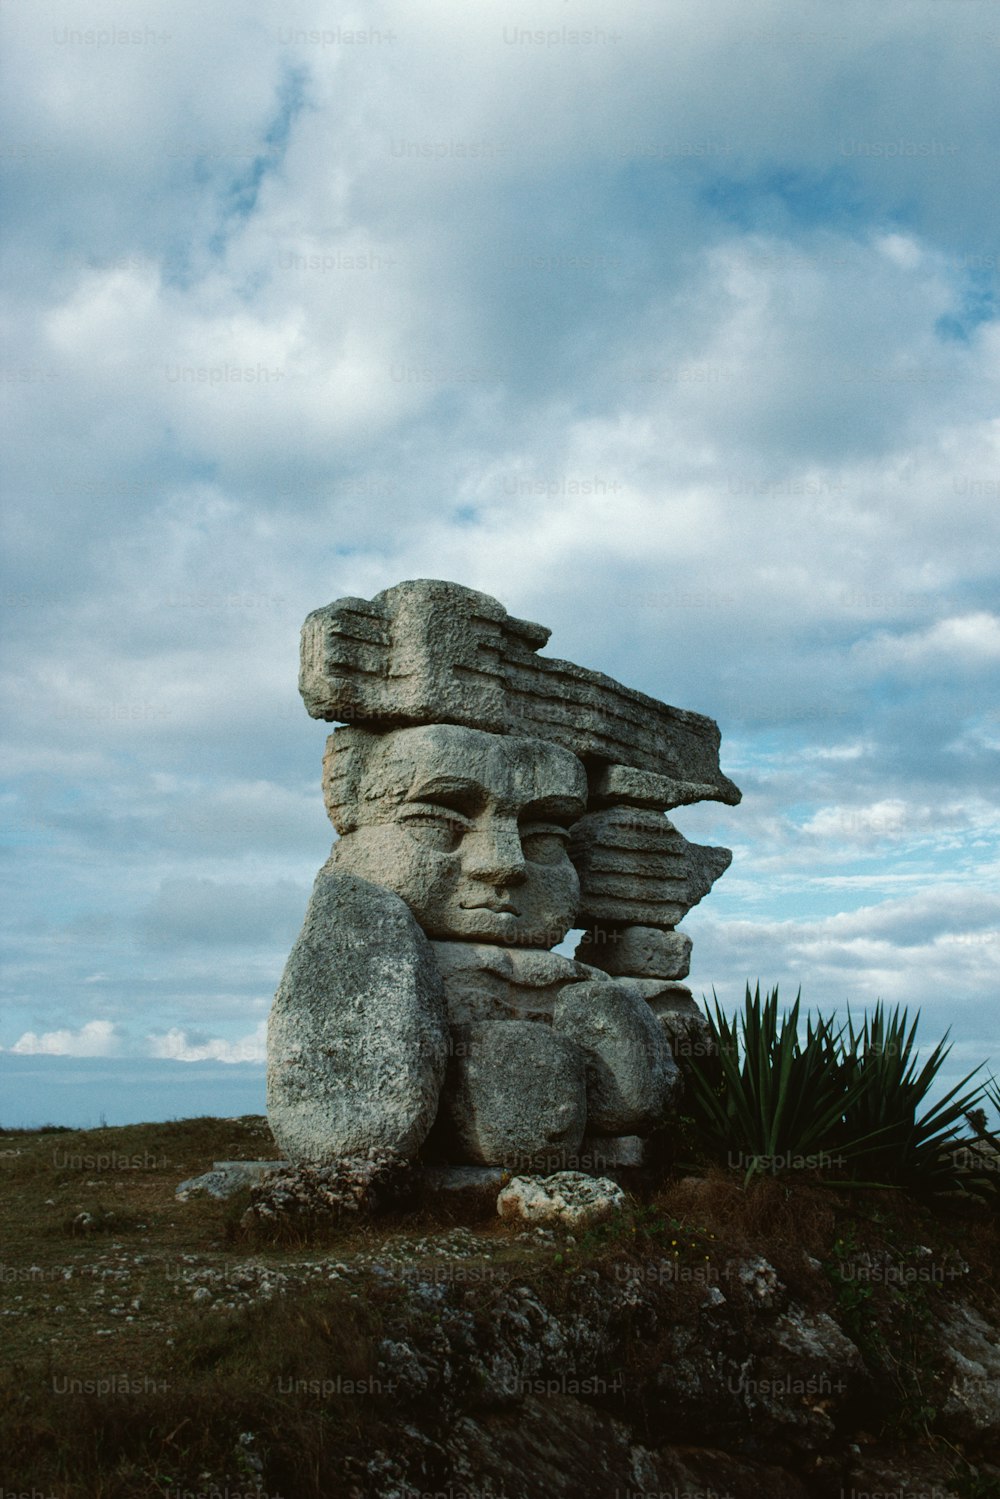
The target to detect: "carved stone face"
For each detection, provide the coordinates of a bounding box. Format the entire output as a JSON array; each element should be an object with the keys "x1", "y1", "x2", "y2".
[{"x1": 330, "y1": 724, "x2": 587, "y2": 946}]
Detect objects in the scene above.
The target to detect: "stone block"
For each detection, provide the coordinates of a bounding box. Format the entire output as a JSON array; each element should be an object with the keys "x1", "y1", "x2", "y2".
[
  {"x1": 580, "y1": 1135, "x2": 645, "y2": 1169},
  {"x1": 418, "y1": 1164, "x2": 507, "y2": 1215},
  {"x1": 439, "y1": 1020, "x2": 587, "y2": 1168},
  {"x1": 628, "y1": 980, "x2": 715, "y2": 1062},
  {"x1": 267, "y1": 867, "x2": 449, "y2": 1164},
  {"x1": 299, "y1": 580, "x2": 741, "y2": 804},
  {"x1": 571, "y1": 807, "x2": 732, "y2": 927},
  {"x1": 175, "y1": 1160, "x2": 288, "y2": 1201},
  {"x1": 553, "y1": 980, "x2": 681, "y2": 1135},
  {"x1": 574, "y1": 925, "x2": 692, "y2": 979},
  {"x1": 496, "y1": 1170, "x2": 626, "y2": 1228}
]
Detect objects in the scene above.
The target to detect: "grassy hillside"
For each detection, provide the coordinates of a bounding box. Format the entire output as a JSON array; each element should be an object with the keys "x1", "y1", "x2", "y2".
[{"x1": 1, "y1": 1115, "x2": 998, "y2": 1499}]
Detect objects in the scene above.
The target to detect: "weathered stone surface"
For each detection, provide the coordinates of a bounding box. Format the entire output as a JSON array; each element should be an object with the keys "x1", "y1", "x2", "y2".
[
  {"x1": 937, "y1": 1301, "x2": 1000, "y2": 1441},
  {"x1": 846, "y1": 1451, "x2": 962, "y2": 1499},
  {"x1": 748, "y1": 1306, "x2": 868, "y2": 1444},
  {"x1": 580, "y1": 1134, "x2": 645, "y2": 1169},
  {"x1": 269, "y1": 576, "x2": 739, "y2": 1172},
  {"x1": 175, "y1": 1160, "x2": 287, "y2": 1201},
  {"x1": 344, "y1": 1214, "x2": 1000, "y2": 1499},
  {"x1": 300, "y1": 579, "x2": 741, "y2": 803},
  {"x1": 575, "y1": 923, "x2": 692, "y2": 978},
  {"x1": 571, "y1": 805, "x2": 732, "y2": 927},
  {"x1": 653, "y1": 1274, "x2": 870, "y2": 1459},
  {"x1": 553, "y1": 980, "x2": 681, "y2": 1134},
  {"x1": 438, "y1": 1398, "x2": 813, "y2": 1499},
  {"x1": 629, "y1": 980, "x2": 716, "y2": 1060},
  {"x1": 496, "y1": 1170, "x2": 625, "y2": 1228},
  {"x1": 588, "y1": 761, "x2": 730, "y2": 811},
  {"x1": 429, "y1": 941, "x2": 603, "y2": 1024},
  {"x1": 240, "y1": 1154, "x2": 411, "y2": 1227},
  {"x1": 267, "y1": 867, "x2": 449, "y2": 1164},
  {"x1": 325, "y1": 723, "x2": 586, "y2": 947},
  {"x1": 440, "y1": 1021, "x2": 587, "y2": 1168}
]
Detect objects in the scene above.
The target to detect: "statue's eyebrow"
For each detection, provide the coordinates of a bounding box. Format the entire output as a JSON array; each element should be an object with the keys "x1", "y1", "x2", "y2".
[
  {"x1": 520, "y1": 794, "x2": 585, "y2": 825},
  {"x1": 405, "y1": 774, "x2": 485, "y2": 812}
]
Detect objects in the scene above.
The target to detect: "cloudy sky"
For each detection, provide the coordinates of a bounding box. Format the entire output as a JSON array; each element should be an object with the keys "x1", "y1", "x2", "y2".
[{"x1": 2, "y1": 0, "x2": 999, "y2": 1127}]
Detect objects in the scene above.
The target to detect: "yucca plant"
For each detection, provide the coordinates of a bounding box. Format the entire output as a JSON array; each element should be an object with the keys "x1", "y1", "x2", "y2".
[
  {"x1": 984, "y1": 1073, "x2": 1000, "y2": 1139},
  {"x1": 683, "y1": 983, "x2": 868, "y2": 1185},
  {"x1": 957, "y1": 1072, "x2": 1000, "y2": 1205},
  {"x1": 681, "y1": 984, "x2": 991, "y2": 1194},
  {"x1": 836, "y1": 1003, "x2": 987, "y2": 1193}
]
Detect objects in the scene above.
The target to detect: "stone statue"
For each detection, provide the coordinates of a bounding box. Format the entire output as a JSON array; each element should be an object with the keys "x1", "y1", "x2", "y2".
[{"x1": 267, "y1": 580, "x2": 740, "y2": 1171}]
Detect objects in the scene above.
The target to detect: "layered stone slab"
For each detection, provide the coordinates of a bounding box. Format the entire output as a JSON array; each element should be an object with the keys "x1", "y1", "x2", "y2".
[
  {"x1": 587, "y1": 763, "x2": 730, "y2": 812},
  {"x1": 570, "y1": 807, "x2": 732, "y2": 928},
  {"x1": 300, "y1": 580, "x2": 740, "y2": 807}
]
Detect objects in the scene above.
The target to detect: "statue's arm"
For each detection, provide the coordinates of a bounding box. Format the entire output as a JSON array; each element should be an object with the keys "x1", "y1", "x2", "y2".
[{"x1": 267, "y1": 865, "x2": 449, "y2": 1164}]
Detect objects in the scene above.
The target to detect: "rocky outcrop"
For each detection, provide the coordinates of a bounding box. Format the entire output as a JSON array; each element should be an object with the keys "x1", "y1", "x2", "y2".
[{"x1": 333, "y1": 1219, "x2": 1000, "y2": 1499}]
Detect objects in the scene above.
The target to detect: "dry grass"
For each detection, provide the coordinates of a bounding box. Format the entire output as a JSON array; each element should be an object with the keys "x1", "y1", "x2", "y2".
[
  {"x1": 0, "y1": 1115, "x2": 395, "y2": 1497},
  {"x1": 1, "y1": 1115, "x2": 997, "y2": 1497}
]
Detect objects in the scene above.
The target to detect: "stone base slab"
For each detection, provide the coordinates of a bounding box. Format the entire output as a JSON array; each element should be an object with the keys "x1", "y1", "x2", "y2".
[{"x1": 175, "y1": 1159, "x2": 288, "y2": 1200}]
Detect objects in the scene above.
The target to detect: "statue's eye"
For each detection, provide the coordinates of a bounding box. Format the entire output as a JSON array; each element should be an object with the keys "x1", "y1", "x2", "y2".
[
  {"x1": 399, "y1": 806, "x2": 469, "y2": 853},
  {"x1": 519, "y1": 823, "x2": 570, "y2": 863}
]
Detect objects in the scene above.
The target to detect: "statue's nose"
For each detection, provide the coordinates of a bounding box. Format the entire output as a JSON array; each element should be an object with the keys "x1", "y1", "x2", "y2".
[{"x1": 463, "y1": 822, "x2": 527, "y2": 885}]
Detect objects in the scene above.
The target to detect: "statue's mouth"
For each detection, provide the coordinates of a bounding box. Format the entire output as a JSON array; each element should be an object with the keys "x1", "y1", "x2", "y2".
[{"x1": 460, "y1": 900, "x2": 520, "y2": 916}]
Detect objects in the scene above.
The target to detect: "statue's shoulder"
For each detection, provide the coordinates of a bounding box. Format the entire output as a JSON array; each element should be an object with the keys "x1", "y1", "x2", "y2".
[{"x1": 305, "y1": 859, "x2": 425, "y2": 937}]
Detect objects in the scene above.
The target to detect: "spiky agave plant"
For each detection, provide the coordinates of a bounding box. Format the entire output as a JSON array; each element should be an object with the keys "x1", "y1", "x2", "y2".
[
  {"x1": 955, "y1": 1071, "x2": 1000, "y2": 1204},
  {"x1": 984, "y1": 1073, "x2": 1000, "y2": 1137},
  {"x1": 682, "y1": 983, "x2": 867, "y2": 1185},
  {"x1": 837, "y1": 1003, "x2": 987, "y2": 1194},
  {"x1": 681, "y1": 986, "x2": 991, "y2": 1194}
]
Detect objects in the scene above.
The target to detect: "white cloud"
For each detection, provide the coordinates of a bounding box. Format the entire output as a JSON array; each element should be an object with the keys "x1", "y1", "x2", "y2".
[
  {"x1": 2, "y1": 0, "x2": 999, "y2": 1121},
  {"x1": 801, "y1": 800, "x2": 911, "y2": 843},
  {"x1": 146, "y1": 1021, "x2": 267, "y2": 1064},
  {"x1": 794, "y1": 799, "x2": 982, "y2": 852},
  {"x1": 1, "y1": 1018, "x2": 268, "y2": 1065},
  {"x1": 688, "y1": 883, "x2": 1000, "y2": 1007},
  {"x1": 6, "y1": 1020, "x2": 123, "y2": 1057},
  {"x1": 857, "y1": 613, "x2": 1000, "y2": 673}
]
